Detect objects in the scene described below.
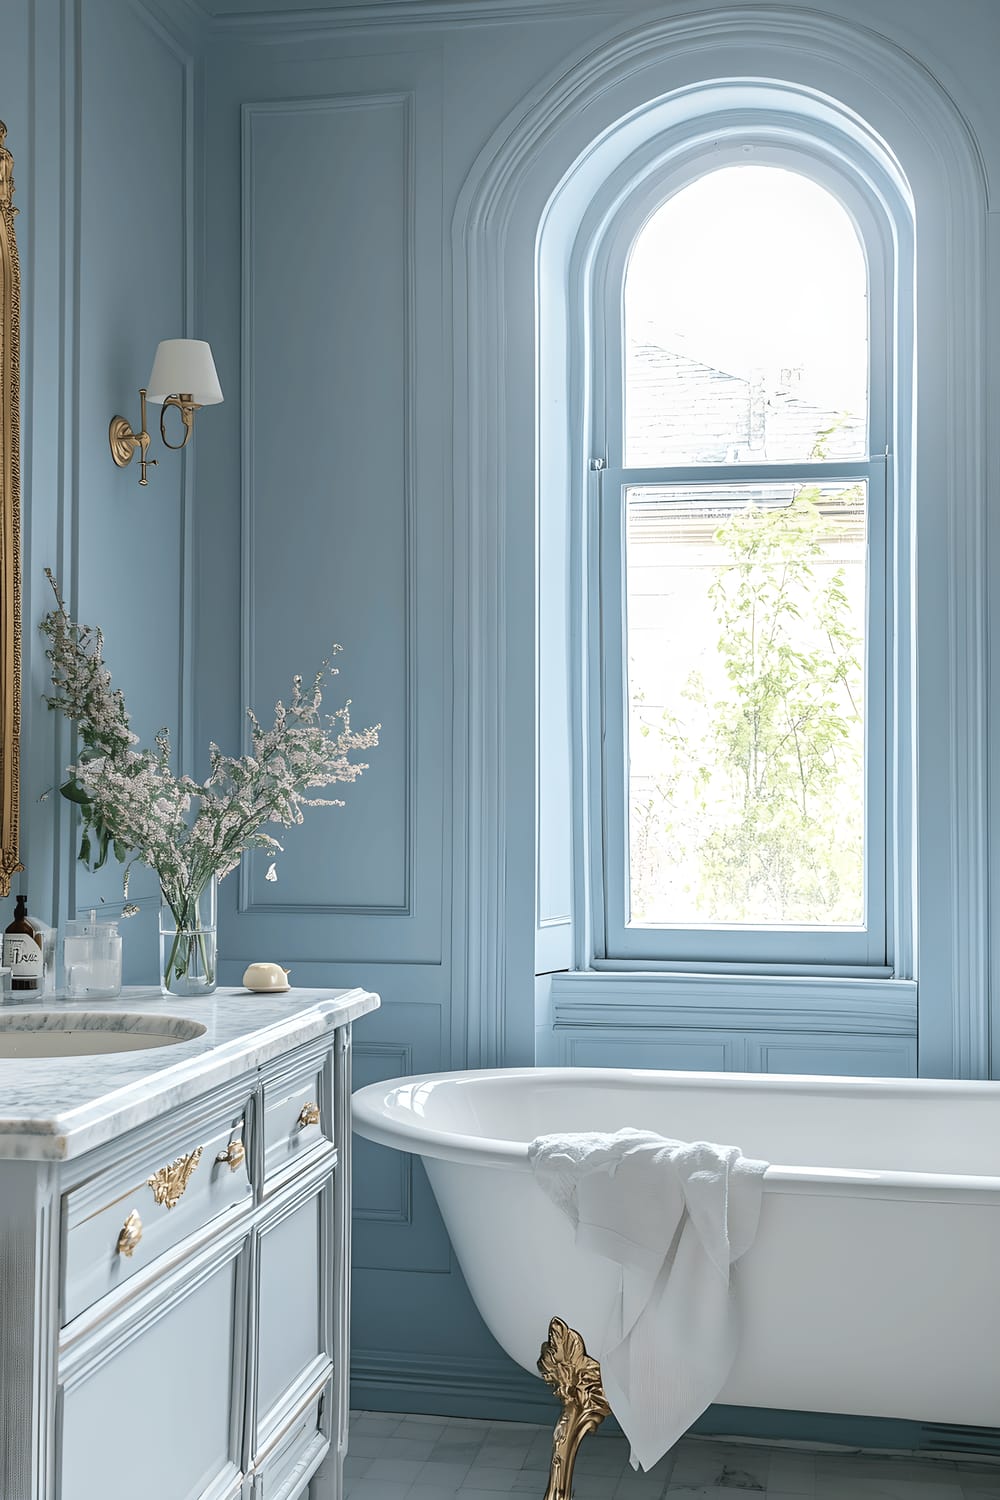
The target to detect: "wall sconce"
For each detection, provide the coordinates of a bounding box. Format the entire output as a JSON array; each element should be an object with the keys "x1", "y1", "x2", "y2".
[{"x1": 109, "y1": 339, "x2": 224, "y2": 486}]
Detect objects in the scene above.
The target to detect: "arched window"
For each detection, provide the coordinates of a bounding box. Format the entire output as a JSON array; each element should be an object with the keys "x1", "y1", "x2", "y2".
[
  {"x1": 458, "y1": 24, "x2": 988, "y2": 1073},
  {"x1": 585, "y1": 136, "x2": 903, "y2": 970}
]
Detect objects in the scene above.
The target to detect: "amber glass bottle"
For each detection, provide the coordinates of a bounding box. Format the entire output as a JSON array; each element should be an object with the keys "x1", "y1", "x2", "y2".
[{"x1": 3, "y1": 893, "x2": 44, "y2": 992}]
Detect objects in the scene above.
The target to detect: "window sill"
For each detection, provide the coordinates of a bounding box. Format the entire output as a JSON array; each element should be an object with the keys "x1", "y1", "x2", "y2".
[{"x1": 543, "y1": 969, "x2": 917, "y2": 1037}]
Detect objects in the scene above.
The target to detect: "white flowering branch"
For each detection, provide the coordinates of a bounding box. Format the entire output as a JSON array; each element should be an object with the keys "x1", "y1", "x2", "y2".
[{"x1": 40, "y1": 575, "x2": 380, "y2": 943}]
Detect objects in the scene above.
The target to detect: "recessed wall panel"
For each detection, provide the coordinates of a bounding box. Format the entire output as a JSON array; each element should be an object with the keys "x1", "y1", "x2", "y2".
[
  {"x1": 242, "y1": 96, "x2": 411, "y2": 916},
  {"x1": 77, "y1": 0, "x2": 189, "y2": 759},
  {"x1": 72, "y1": 1, "x2": 195, "y2": 946},
  {"x1": 352, "y1": 1001, "x2": 453, "y2": 1273}
]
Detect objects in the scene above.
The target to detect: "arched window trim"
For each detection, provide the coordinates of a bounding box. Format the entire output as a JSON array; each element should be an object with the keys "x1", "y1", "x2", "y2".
[
  {"x1": 570, "y1": 111, "x2": 912, "y2": 973},
  {"x1": 452, "y1": 8, "x2": 988, "y2": 1077}
]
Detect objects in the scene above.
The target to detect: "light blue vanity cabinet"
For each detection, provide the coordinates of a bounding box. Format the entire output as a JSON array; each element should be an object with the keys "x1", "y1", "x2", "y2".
[{"x1": 0, "y1": 986, "x2": 379, "y2": 1500}]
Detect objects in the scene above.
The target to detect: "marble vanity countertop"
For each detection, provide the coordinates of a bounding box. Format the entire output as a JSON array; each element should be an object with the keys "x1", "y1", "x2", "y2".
[{"x1": 0, "y1": 986, "x2": 379, "y2": 1161}]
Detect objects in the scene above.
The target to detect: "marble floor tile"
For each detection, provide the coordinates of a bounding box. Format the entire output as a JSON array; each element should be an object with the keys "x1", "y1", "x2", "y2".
[
  {"x1": 458, "y1": 1491, "x2": 532, "y2": 1500},
  {"x1": 353, "y1": 1416, "x2": 404, "y2": 1437},
  {"x1": 366, "y1": 1459, "x2": 431, "y2": 1483},
  {"x1": 346, "y1": 1482, "x2": 413, "y2": 1500},
  {"x1": 460, "y1": 1466, "x2": 522, "y2": 1491},
  {"x1": 813, "y1": 1478, "x2": 964, "y2": 1500},
  {"x1": 397, "y1": 1423, "x2": 450, "y2": 1443},
  {"x1": 477, "y1": 1447, "x2": 533, "y2": 1468},
  {"x1": 668, "y1": 1443, "x2": 768, "y2": 1491},
  {"x1": 349, "y1": 1435, "x2": 402, "y2": 1460},
  {"x1": 667, "y1": 1491, "x2": 747, "y2": 1499},
  {"x1": 511, "y1": 1471, "x2": 552, "y2": 1491},
  {"x1": 417, "y1": 1461, "x2": 476, "y2": 1487},
  {"x1": 347, "y1": 1411, "x2": 998, "y2": 1500},
  {"x1": 815, "y1": 1457, "x2": 963, "y2": 1482},
  {"x1": 766, "y1": 1451, "x2": 817, "y2": 1494}
]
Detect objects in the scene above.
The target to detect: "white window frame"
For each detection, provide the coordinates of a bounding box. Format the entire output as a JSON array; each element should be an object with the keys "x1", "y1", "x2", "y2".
[{"x1": 587, "y1": 138, "x2": 904, "y2": 972}]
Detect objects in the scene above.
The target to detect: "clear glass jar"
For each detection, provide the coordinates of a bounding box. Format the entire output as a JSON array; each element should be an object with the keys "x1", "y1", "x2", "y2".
[
  {"x1": 62, "y1": 912, "x2": 122, "y2": 1000},
  {"x1": 159, "y1": 875, "x2": 217, "y2": 998}
]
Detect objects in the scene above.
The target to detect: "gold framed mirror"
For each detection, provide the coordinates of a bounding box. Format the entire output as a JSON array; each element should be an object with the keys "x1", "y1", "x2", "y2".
[{"x1": 0, "y1": 121, "x2": 21, "y2": 897}]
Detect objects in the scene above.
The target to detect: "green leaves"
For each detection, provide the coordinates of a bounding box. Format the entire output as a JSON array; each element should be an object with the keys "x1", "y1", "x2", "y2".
[
  {"x1": 58, "y1": 777, "x2": 117, "y2": 871},
  {"x1": 59, "y1": 776, "x2": 90, "y2": 806}
]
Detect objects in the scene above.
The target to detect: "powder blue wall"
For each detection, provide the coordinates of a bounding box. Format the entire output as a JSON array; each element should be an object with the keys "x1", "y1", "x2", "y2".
[
  {"x1": 2, "y1": 0, "x2": 206, "y2": 972},
  {"x1": 196, "y1": 23, "x2": 504, "y2": 1389},
  {"x1": 192, "y1": 0, "x2": 1000, "y2": 1446}
]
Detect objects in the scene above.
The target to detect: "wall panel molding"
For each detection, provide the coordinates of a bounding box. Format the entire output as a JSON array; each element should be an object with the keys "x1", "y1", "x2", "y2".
[
  {"x1": 60, "y1": 0, "x2": 84, "y2": 923},
  {"x1": 199, "y1": 0, "x2": 621, "y2": 34},
  {"x1": 745, "y1": 1036, "x2": 918, "y2": 1076},
  {"x1": 72, "y1": 0, "x2": 198, "y2": 944},
  {"x1": 353, "y1": 1041, "x2": 413, "y2": 1226},
  {"x1": 237, "y1": 91, "x2": 420, "y2": 928},
  {"x1": 539, "y1": 972, "x2": 919, "y2": 1073},
  {"x1": 18, "y1": 0, "x2": 81, "y2": 927},
  {"x1": 349, "y1": 1000, "x2": 452, "y2": 1272},
  {"x1": 10, "y1": 0, "x2": 200, "y2": 981},
  {"x1": 132, "y1": 0, "x2": 199, "y2": 780},
  {"x1": 131, "y1": 0, "x2": 209, "y2": 49}
]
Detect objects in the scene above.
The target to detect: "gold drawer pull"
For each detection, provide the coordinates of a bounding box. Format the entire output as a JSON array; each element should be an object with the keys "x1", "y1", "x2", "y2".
[
  {"x1": 215, "y1": 1138, "x2": 246, "y2": 1172},
  {"x1": 297, "y1": 1102, "x2": 320, "y2": 1129},
  {"x1": 147, "y1": 1146, "x2": 204, "y2": 1209},
  {"x1": 117, "y1": 1209, "x2": 143, "y2": 1259}
]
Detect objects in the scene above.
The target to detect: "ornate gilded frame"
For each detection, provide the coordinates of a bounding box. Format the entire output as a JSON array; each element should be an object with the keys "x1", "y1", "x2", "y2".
[{"x1": 0, "y1": 122, "x2": 21, "y2": 897}]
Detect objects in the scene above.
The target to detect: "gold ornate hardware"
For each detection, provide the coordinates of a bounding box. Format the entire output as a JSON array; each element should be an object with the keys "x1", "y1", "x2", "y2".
[
  {"x1": 109, "y1": 388, "x2": 158, "y2": 486},
  {"x1": 0, "y1": 122, "x2": 23, "y2": 898},
  {"x1": 538, "y1": 1317, "x2": 611, "y2": 1500},
  {"x1": 215, "y1": 1138, "x2": 246, "y2": 1172},
  {"x1": 297, "y1": 1102, "x2": 321, "y2": 1129},
  {"x1": 116, "y1": 1209, "x2": 143, "y2": 1259},
  {"x1": 147, "y1": 1146, "x2": 204, "y2": 1208}
]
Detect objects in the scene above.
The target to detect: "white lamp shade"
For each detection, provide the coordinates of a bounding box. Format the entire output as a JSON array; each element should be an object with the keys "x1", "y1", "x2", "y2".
[{"x1": 146, "y1": 339, "x2": 223, "y2": 406}]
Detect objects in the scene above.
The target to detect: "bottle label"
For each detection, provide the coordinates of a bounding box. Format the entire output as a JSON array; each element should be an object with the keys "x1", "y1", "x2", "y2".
[{"x1": 3, "y1": 932, "x2": 43, "y2": 978}]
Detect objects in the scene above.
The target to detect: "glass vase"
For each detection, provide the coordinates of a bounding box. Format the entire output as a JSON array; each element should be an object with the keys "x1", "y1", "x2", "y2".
[{"x1": 159, "y1": 875, "x2": 217, "y2": 998}]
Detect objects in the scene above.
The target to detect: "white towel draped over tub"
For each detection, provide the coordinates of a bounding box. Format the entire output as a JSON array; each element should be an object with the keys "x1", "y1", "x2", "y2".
[{"x1": 528, "y1": 1128, "x2": 768, "y2": 1472}]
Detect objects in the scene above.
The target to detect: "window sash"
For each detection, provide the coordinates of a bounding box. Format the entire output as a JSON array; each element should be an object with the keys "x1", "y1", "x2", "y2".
[
  {"x1": 584, "y1": 146, "x2": 899, "y2": 973},
  {"x1": 595, "y1": 457, "x2": 889, "y2": 966}
]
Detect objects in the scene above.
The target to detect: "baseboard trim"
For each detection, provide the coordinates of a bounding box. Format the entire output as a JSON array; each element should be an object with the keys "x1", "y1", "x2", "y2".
[{"x1": 350, "y1": 1351, "x2": 1000, "y2": 1457}]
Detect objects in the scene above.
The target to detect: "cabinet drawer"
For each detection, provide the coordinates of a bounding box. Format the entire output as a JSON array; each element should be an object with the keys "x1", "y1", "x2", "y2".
[
  {"x1": 261, "y1": 1051, "x2": 331, "y2": 1186},
  {"x1": 62, "y1": 1103, "x2": 252, "y2": 1325},
  {"x1": 59, "y1": 1235, "x2": 249, "y2": 1500}
]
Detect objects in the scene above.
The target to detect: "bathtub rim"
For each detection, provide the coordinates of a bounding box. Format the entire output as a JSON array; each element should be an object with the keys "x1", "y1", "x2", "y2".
[{"x1": 351, "y1": 1065, "x2": 1000, "y2": 1205}]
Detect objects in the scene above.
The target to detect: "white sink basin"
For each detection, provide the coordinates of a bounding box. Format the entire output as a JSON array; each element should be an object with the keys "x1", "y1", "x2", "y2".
[{"x1": 0, "y1": 1011, "x2": 207, "y2": 1058}]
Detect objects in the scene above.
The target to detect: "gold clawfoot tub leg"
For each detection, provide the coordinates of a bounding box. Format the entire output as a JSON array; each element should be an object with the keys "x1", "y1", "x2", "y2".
[{"x1": 537, "y1": 1316, "x2": 611, "y2": 1500}]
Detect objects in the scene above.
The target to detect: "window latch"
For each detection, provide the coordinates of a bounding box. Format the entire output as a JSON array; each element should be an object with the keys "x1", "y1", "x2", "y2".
[{"x1": 590, "y1": 457, "x2": 607, "y2": 471}]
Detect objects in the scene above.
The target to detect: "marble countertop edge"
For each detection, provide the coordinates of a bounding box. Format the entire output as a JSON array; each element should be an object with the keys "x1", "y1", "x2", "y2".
[{"x1": 0, "y1": 986, "x2": 380, "y2": 1161}]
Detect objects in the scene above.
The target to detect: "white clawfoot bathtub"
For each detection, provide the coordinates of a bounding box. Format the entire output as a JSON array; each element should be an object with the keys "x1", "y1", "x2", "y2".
[{"x1": 352, "y1": 1066, "x2": 1000, "y2": 1429}]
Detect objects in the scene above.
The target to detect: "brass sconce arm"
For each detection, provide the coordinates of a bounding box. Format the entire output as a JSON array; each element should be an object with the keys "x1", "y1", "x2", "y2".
[
  {"x1": 158, "y1": 394, "x2": 202, "y2": 451},
  {"x1": 108, "y1": 388, "x2": 158, "y2": 487},
  {"x1": 109, "y1": 340, "x2": 222, "y2": 486}
]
